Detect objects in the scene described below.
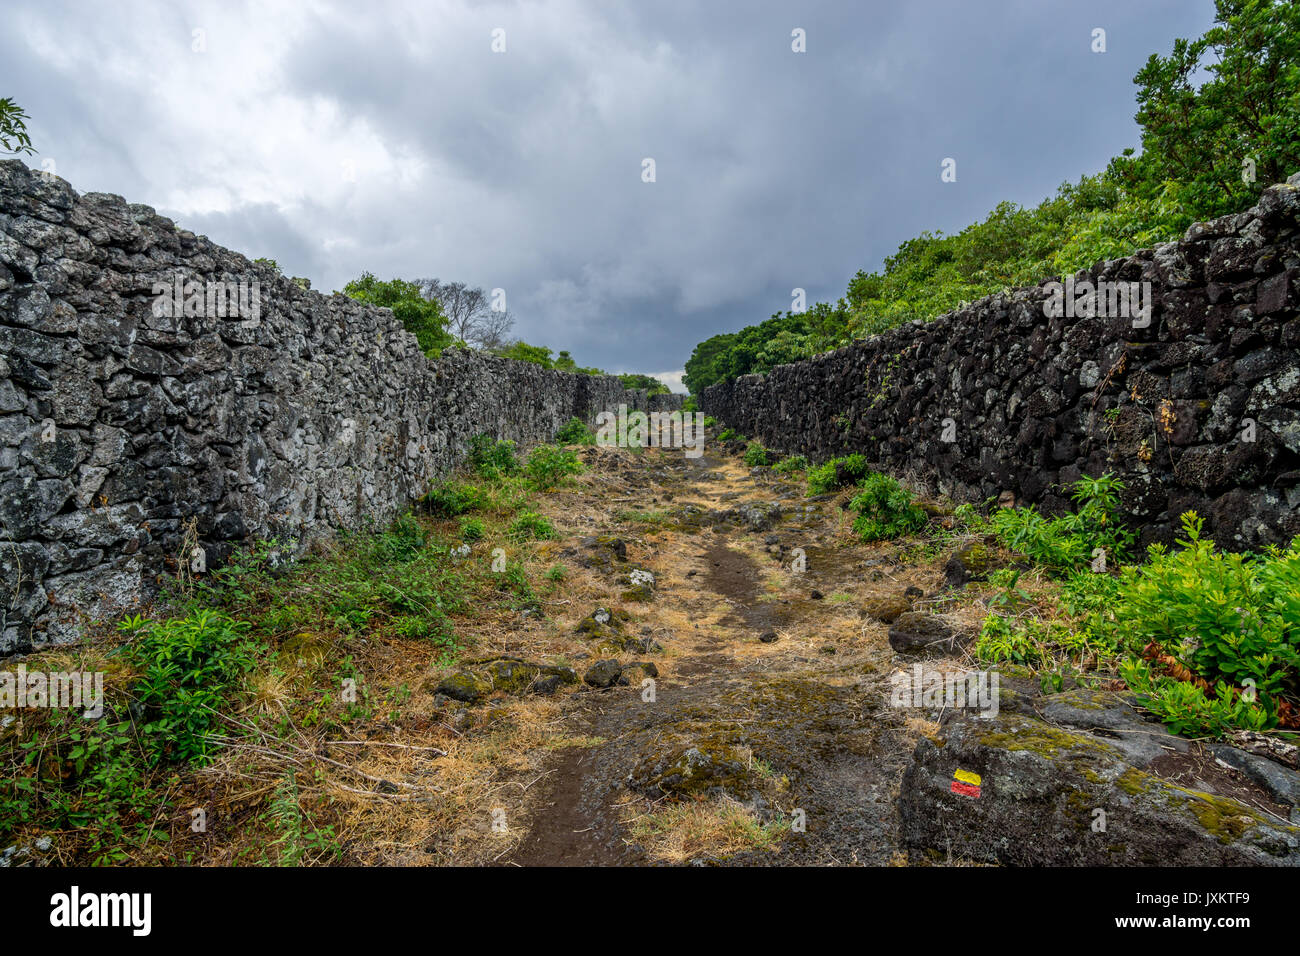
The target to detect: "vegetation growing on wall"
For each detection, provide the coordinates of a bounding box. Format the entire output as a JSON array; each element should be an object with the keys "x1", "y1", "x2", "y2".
[{"x1": 684, "y1": 0, "x2": 1300, "y2": 394}]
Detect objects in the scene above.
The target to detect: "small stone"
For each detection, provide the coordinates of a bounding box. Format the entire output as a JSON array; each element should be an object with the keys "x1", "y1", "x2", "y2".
[
  {"x1": 583, "y1": 659, "x2": 625, "y2": 688},
  {"x1": 759, "y1": 630, "x2": 779, "y2": 643}
]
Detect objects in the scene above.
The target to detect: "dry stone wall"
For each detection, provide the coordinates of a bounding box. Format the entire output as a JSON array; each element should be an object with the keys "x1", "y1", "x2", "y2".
[
  {"x1": 700, "y1": 174, "x2": 1300, "y2": 551},
  {"x1": 0, "y1": 160, "x2": 679, "y2": 652}
]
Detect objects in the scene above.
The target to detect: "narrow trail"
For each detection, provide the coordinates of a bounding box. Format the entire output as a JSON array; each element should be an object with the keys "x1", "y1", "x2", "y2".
[{"x1": 503, "y1": 448, "x2": 926, "y2": 866}]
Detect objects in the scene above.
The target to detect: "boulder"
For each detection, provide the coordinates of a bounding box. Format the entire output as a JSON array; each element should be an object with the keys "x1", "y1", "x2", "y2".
[
  {"x1": 583, "y1": 659, "x2": 625, "y2": 688},
  {"x1": 899, "y1": 709, "x2": 1300, "y2": 865},
  {"x1": 888, "y1": 612, "x2": 963, "y2": 653}
]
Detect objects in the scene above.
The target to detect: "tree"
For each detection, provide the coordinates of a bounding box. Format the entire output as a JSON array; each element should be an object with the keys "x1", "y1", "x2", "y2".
[
  {"x1": 417, "y1": 278, "x2": 516, "y2": 349},
  {"x1": 0, "y1": 98, "x2": 35, "y2": 155},
  {"x1": 343, "y1": 273, "x2": 453, "y2": 356},
  {"x1": 496, "y1": 341, "x2": 554, "y2": 367},
  {"x1": 1111, "y1": 0, "x2": 1300, "y2": 219},
  {"x1": 617, "y1": 373, "x2": 669, "y2": 395}
]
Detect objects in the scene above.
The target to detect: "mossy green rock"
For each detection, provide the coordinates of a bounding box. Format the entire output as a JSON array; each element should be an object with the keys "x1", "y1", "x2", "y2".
[
  {"x1": 436, "y1": 671, "x2": 492, "y2": 703},
  {"x1": 437, "y1": 657, "x2": 578, "y2": 703},
  {"x1": 900, "y1": 710, "x2": 1300, "y2": 865},
  {"x1": 943, "y1": 542, "x2": 996, "y2": 588},
  {"x1": 629, "y1": 742, "x2": 758, "y2": 801}
]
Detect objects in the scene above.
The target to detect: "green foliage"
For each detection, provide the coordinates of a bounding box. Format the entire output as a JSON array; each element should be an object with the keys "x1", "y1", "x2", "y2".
[
  {"x1": 743, "y1": 441, "x2": 771, "y2": 467},
  {"x1": 555, "y1": 416, "x2": 596, "y2": 445},
  {"x1": 508, "y1": 511, "x2": 557, "y2": 541},
  {"x1": 120, "y1": 610, "x2": 255, "y2": 765},
  {"x1": 0, "y1": 98, "x2": 35, "y2": 155},
  {"x1": 343, "y1": 273, "x2": 453, "y2": 356},
  {"x1": 717, "y1": 427, "x2": 744, "y2": 443},
  {"x1": 467, "y1": 434, "x2": 519, "y2": 480},
  {"x1": 1121, "y1": 657, "x2": 1273, "y2": 737},
  {"x1": 847, "y1": 472, "x2": 927, "y2": 542},
  {"x1": 1109, "y1": 0, "x2": 1300, "y2": 223},
  {"x1": 496, "y1": 341, "x2": 555, "y2": 367},
  {"x1": 524, "y1": 444, "x2": 584, "y2": 489},
  {"x1": 986, "y1": 474, "x2": 1134, "y2": 575},
  {"x1": 806, "y1": 454, "x2": 870, "y2": 495},
  {"x1": 618, "y1": 373, "x2": 669, "y2": 394},
  {"x1": 458, "y1": 516, "x2": 485, "y2": 542},
  {"x1": 1115, "y1": 511, "x2": 1300, "y2": 732},
  {"x1": 772, "y1": 455, "x2": 808, "y2": 474},
  {"x1": 422, "y1": 480, "x2": 490, "y2": 517},
  {"x1": 976, "y1": 613, "x2": 1047, "y2": 666}
]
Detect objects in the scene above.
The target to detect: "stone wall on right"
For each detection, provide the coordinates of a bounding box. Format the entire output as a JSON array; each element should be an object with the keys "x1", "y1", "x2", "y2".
[{"x1": 699, "y1": 174, "x2": 1300, "y2": 549}]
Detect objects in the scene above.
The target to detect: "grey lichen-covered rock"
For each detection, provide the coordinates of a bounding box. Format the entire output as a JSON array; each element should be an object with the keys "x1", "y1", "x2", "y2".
[
  {"x1": 0, "y1": 160, "x2": 681, "y2": 653},
  {"x1": 899, "y1": 710, "x2": 1300, "y2": 866},
  {"x1": 698, "y1": 172, "x2": 1300, "y2": 553}
]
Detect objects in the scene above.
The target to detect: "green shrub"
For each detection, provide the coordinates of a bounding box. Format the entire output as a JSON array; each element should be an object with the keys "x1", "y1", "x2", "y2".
[
  {"x1": 975, "y1": 614, "x2": 1046, "y2": 666},
  {"x1": 121, "y1": 609, "x2": 255, "y2": 765},
  {"x1": 717, "y1": 427, "x2": 744, "y2": 442},
  {"x1": 509, "y1": 511, "x2": 558, "y2": 541},
  {"x1": 555, "y1": 416, "x2": 595, "y2": 445},
  {"x1": 423, "y1": 480, "x2": 489, "y2": 517},
  {"x1": 524, "y1": 444, "x2": 584, "y2": 489},
  {"x1": 373, "y1": 513, "x2": 429, "y2": 562},
  {"x1": 987, "y1": 473, "x2": 1134, "y2": 574},
  {"x1": 1115, "y1": 511, "x2": 1300, "y2": 734},
  {"x1": 467, "y1": 434, "x2": 519, "y2": 480},
  {"x1": 847, "y1": 472, "x2": 927, "y2": 541},
  {"x1": 772, "y1": 455, "x2": 808, "y2": 474},
  {"x1": 807, "y1": 453, "x2": 870, "y2": 495},
  {"x1": 458, "y1": 516, "x2": 485, "y2": 542},
  {"x1": 743, "y1": 442, "x2": 771, "y2": 467},
  {"x1": 1120, "y1": 657, "x2": 1273, "y2": 737}
]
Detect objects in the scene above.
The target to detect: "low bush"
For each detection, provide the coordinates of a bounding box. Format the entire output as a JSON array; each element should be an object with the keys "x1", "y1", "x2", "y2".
[
  {"x1": 806, "y1": 453, "x2": 870, "y2": 494},
  {"x1": 847, "y1": 472, "x2": 927, "y2": 541},
  {"x1": 555, "y1": 416, "x2": 596, "y2": 445},
  {"x1": 985, "y1": 473, "x2": 1134, "y2": 575},
  {"x1": 467, "y1": 434, "x2": 519, "y2": 480},
  {"x1": 524, "y1": 444, "x2": 584, "y2": 489},
  {"x1": 1115, "y1": 512, "x2": 1299, "y2": 735},
  {"x1": 423, "y1": 480, "x2": 490, "y2": 517},
  {"x1": 509, "y1": 511, "x2": 558, "y2": 541}
]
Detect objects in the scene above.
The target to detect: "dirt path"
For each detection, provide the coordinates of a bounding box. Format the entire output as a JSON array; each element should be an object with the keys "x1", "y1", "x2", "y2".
[{"x1": 501, "y1": 446, "x2": 932, "y2": 866}]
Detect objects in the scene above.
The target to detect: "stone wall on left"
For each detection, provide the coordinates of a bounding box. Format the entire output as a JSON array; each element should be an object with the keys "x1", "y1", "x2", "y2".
[{"x1": 0, "y1": 161, "x2": 681, "y2": 652}]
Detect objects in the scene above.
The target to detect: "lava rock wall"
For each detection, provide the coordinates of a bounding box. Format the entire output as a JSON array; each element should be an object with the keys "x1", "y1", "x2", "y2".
[
  {"x1": 0, "y1": 161, "x2": 679, "y2": 652},
  {"x1": 701, "y1": 174, "x2": 1300, "y2": 551}
]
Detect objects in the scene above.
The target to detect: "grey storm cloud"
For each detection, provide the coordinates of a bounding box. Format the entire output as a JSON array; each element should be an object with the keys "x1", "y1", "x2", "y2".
[{"x1": 1, "y1": 0, "x2": 1217, "y2": 389}]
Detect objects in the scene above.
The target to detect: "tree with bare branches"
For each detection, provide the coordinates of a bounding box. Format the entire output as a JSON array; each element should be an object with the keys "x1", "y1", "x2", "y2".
[{"x1": 416, "y1": 278, "x2": 515, "y2": 350}]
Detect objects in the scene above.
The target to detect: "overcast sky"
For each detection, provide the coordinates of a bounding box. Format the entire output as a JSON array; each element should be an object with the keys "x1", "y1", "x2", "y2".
[{"x1": 3, "y1": 0, "x2": 1217, "y2": 391}]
